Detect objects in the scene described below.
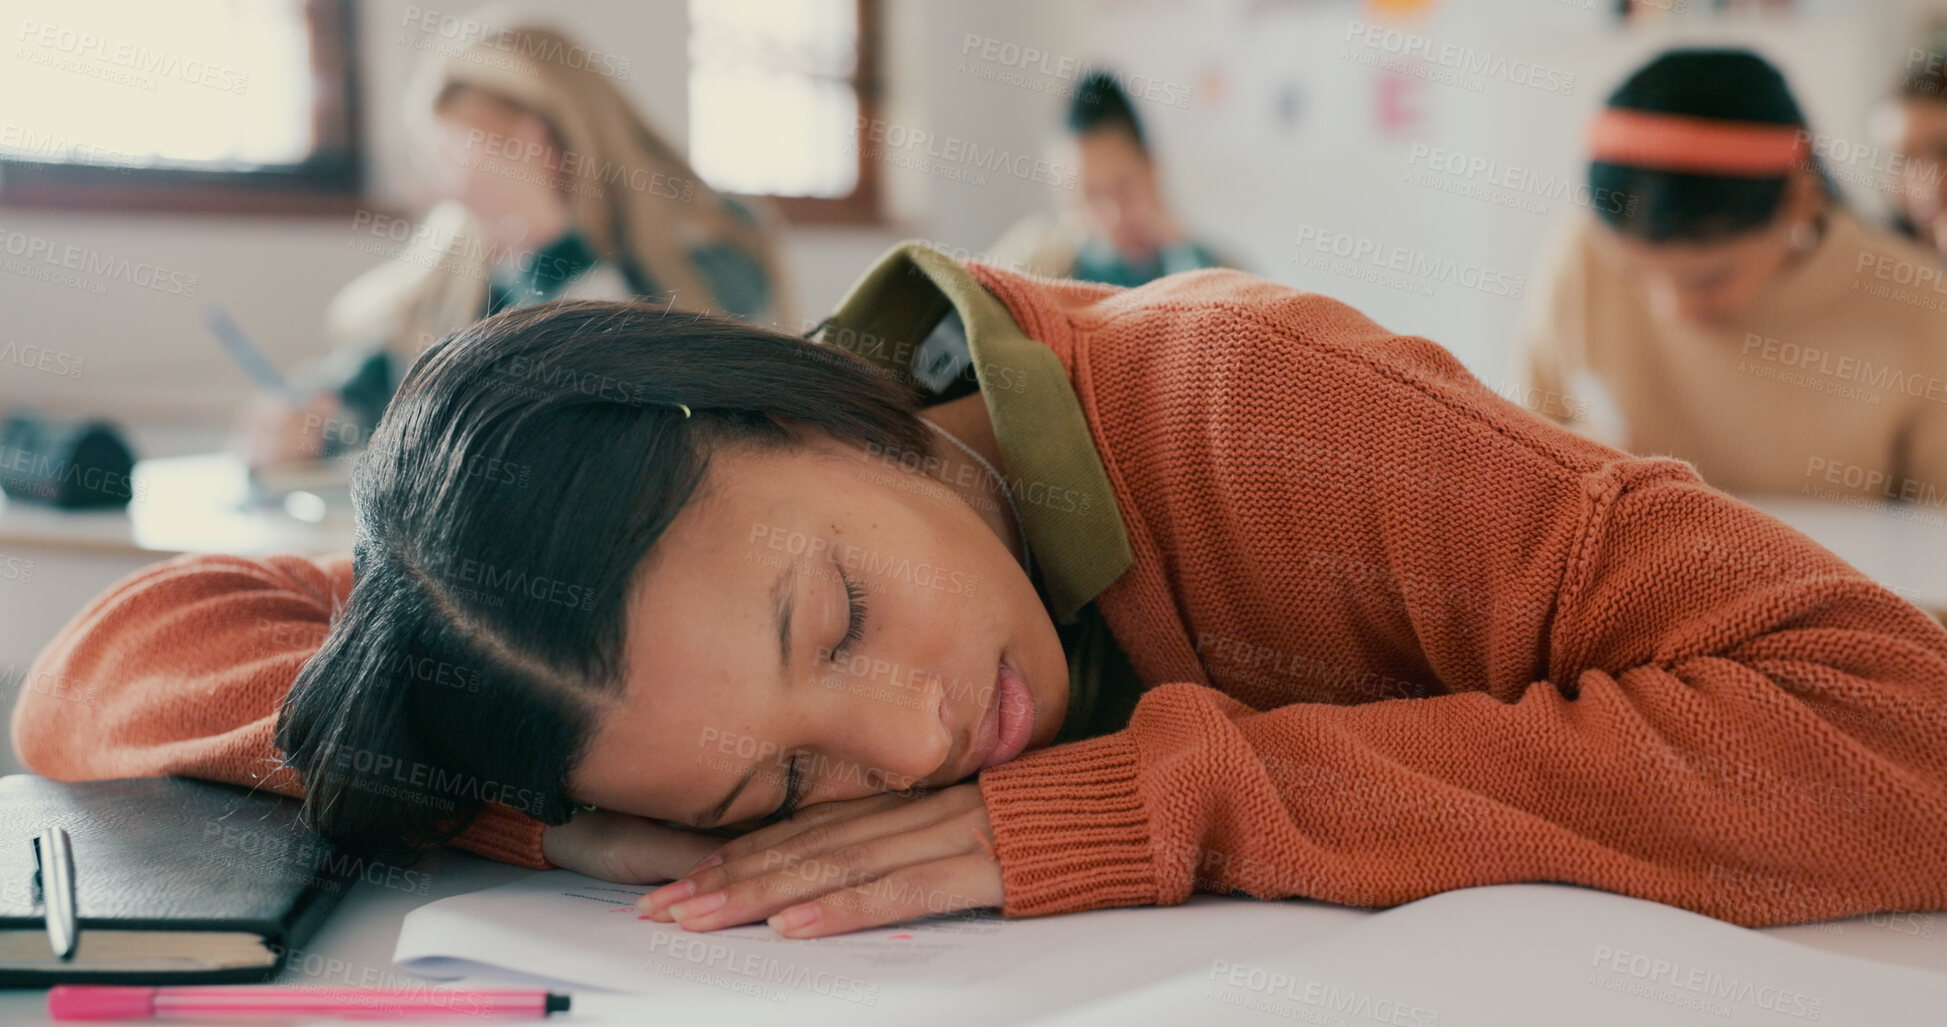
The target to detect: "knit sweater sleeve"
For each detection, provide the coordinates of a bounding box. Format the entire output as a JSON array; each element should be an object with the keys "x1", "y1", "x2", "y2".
[
  {"x1": 974, "y1": 273, "x2": 1947, "y2": 927},
  {"x1": 9, "y1": 552, "x2": 551, "y2": 868}
]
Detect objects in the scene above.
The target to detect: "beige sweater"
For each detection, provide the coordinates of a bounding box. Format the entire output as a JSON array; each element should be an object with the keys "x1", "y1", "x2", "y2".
[{"x1": 1522, "y1": 210, "x2": 1947, "y2": 505}]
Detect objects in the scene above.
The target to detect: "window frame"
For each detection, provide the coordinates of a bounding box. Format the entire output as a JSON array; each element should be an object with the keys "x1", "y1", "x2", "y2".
[
  {"x1": 715, "y1": 0, "x2": 884, "y2": 226},
  {"x1": 0, "y1": 0, "x2": 363, "y2": 217}
]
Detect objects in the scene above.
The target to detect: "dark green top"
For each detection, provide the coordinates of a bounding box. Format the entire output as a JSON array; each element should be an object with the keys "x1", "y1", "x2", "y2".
[
  {"x1": 486, "y1": 229, "x2": 603, "y2": 313},
  {"x1": 1071, "y1": 237, "x2": 1225, "y2": 289},
  {"x1": 329, "y1": 223, "x2": 772, "y2": 456},
  {"x1": 819, "y1": 242, "x2": 1148, "y2": 742}
]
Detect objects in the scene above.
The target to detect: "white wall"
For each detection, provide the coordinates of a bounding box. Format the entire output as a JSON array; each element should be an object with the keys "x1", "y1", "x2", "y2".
[
  {"x1": 1, "y1": 0, "x2": 1940, "y2": 421},
  {"x1": 1078, "y1": 0, "x2": 1933, "y2": 391},
  {"x1": 0, "y1": 0, "x2": 1088, "y2": 424}
]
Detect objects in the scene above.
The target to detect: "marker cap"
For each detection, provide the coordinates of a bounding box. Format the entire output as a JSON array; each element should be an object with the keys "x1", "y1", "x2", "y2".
[{"x1": 48, "y1": 985, "x2": 156, "y2": 1021}]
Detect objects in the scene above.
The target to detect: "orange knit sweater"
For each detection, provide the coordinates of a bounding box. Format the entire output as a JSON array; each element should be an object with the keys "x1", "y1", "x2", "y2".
[
  {"x1": 16, "y1": 264, "x2": 1947, "y2": 928},
  {"x1": 9, "y1": 553, "x2": 547, "y2": 867}
]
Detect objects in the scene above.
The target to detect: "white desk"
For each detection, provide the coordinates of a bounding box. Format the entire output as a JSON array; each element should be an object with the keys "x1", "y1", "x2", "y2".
[
  {"x1": 0, "y1": 452, "x2": 351, "y2": 559},
  {"x1": 1747, "y1": 496, "x2": 1947, "y2": 616},
  {"x1": 0, "y1": 852, "x2": 1941, "y2": 1025}
]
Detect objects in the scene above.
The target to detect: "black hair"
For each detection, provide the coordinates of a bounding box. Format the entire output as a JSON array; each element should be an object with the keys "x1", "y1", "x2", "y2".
[
  {"x1": 1592, "y1": 49, "x2": 1822, "y2": 243},
  {"x1": 274, "y1": 301, "x2": 932, "y2": 859},
  {"x1": 1067, "y1": 70, "x2": 1146, "y2": 151}
]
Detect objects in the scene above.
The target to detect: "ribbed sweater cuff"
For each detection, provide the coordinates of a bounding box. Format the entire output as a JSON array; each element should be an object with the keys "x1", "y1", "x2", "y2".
[
  {"x1": 978, "y1": 732, "x2": 1157, "y2": 917},
  {"x1": 452, "y1": 804, "x2": 554, "y2": 870}
]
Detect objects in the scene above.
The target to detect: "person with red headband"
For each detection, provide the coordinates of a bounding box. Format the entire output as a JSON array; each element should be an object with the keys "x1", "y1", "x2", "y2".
[{"x1": 1521, "y1": 48, "x2": 1947, "y2": 502}]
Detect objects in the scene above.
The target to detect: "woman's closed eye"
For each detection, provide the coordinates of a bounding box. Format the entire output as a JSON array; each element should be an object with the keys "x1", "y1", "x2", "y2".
[
  {"x1": 742, "y1": 568, "x2": 863, "y2": 829},
  {"x1": 828, "y1": 569, "x2": 869, "y2": 662},
  {"x1": 764, "y1": 750, "x2": 809, "y2": 824}
]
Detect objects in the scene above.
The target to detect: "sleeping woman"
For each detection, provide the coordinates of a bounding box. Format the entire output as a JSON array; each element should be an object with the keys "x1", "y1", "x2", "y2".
[{"x1": 14, "y1": 243, "x2": 1947, "y2": 939}]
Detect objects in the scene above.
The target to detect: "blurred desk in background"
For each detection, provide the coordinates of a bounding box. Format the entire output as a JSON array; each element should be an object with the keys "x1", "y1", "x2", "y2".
[
  {"x1": 0, "y1": 452, "x2": 350, "y2": 557},
  {"x1": 1746, "y1": 496, "x2": 1947, "y2": 618},
  {"x1": 0, "y1": 447, "x2": 352, "y2": 775}
]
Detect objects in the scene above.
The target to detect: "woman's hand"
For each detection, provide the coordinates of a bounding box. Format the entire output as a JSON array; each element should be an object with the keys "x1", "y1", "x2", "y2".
[
  {"x1": 541, "y1": 809, "x2": 723, "y2": 884},
  {"x1": 234, "y1": 392, "x2": 341, "y2": 469},
  {"x1": 634, "y1": 784, "x2": 1003, "y2": 939}
]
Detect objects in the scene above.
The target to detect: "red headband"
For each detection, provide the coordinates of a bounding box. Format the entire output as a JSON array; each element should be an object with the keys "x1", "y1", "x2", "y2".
[{"x1": 1588, "y1": 109, "x2": 1810, "y2": 176}]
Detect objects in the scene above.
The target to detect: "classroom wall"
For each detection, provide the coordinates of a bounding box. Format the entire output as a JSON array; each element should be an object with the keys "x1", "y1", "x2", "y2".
[
  {"x1": 5, "y1": 1, "x2": 1935, "y2": 428},
  {"x1": 0, "y1": 0, "x2": 1087, "y2": 425},
  {"x1": 1075, "y1": 0, "x2": 1930, "y2": 392}
]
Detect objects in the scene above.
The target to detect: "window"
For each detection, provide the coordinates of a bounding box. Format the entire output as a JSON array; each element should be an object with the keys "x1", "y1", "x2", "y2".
[
  {"x1": 686, "y1": 0, "x2": 881, "y2": 224},
  {"x1": 0, "y1": 0, "x2": 359, "y2": 214}
]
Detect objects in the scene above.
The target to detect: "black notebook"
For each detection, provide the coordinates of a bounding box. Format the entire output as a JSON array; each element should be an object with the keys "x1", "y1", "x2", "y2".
[{"x1": 0, "y1": 775, "x2": 353, "y2": 986}]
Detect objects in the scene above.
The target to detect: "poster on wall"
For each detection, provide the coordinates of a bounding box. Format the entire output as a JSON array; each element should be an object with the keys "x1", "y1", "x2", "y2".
[
  {"x1": 1619, "y1": 0, "x2": 1798, "y2": 22},
  {"x1": 1088, "y1": 0, "x2": 1427, "y2": 146}
]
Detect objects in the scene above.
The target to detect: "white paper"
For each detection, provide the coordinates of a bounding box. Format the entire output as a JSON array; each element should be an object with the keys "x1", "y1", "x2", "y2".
[
  {"x1": 394, "y1": 873, "x2": 1947, "y2": 1026},
  {"x1": 393, "y1": 871, "x2": 1361, "y2": 1025},
  {"x1": 1027, "y1": 884, "x2": 1947, "y2": 1027}
]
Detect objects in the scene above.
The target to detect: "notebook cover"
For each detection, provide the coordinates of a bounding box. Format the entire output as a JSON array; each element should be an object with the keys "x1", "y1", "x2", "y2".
[{"x1": 0, "y1": 775, "x2": 353, "y2": 986}]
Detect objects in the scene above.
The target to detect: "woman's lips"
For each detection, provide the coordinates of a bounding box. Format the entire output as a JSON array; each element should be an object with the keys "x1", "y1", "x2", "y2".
[{"x1": 978, "y1": 659, "x2": 1035, "y2": 770}]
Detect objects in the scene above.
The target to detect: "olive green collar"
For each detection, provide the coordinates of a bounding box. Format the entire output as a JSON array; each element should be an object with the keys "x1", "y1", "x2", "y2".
[{"x1": 820, "y1": 242, "x2": 1133, "y2": 622}]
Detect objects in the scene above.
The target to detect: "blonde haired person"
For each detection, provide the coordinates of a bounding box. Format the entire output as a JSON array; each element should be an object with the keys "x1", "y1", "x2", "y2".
[{"x1": 242, "y1": 20, "x2": 792, "y2": 465}]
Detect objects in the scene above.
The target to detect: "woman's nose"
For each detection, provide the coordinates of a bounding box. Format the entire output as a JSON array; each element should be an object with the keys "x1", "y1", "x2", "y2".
[{"x1": 805, "y1": 656, "x2": 951, "y2": 794}]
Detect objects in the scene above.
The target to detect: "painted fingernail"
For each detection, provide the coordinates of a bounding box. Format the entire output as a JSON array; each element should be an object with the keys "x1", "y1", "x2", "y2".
[
  {"x1": 668, "y1": 890, "x2": 727, "y2": 922},
  {"x1": 769, "y1": 904, "x2": 819, "y2": 933},
  {"x1": 686, "y1": 853, "x2": 724, "y2": 875},
  {"x1": 641, "y1": 879, "x2": 694, "y2": 911}
]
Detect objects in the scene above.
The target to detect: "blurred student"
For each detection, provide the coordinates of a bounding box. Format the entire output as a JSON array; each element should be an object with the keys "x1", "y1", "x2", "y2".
[
  {"x1": 1876, "y1": 39, "x2": 1947, "y2": 256},
  {"x1": 989, "y1": 71, "x2": 1226, "y2": 286},
  {"x1": 1522, "y1": 49, "x2": 1947, "y2": 500},
  {"x1": 239, "y1": 22, "x2": 791, "y2": 466}
]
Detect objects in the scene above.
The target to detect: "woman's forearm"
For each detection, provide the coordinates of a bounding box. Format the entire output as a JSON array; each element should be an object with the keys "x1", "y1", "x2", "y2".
[
  {"x1": 11, "y1": 550, "x2": 551, "y2": 868},
  {"x1": 12, "y1": 553, "x2": 347, "y2": 788},
  {"x1": 982, "y1": 462, "x2": 1947, "y2": 925}
]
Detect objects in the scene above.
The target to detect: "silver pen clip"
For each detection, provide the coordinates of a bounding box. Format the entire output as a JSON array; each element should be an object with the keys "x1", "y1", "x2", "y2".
[{"x1": 32, "y1": 827, "x2": 78, "y2": 960}]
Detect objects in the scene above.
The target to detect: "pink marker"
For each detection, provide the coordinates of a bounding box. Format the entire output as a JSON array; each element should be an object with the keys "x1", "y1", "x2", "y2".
[{"x1": 48, "y1": 985, "x2": 570, "y2": 1021}]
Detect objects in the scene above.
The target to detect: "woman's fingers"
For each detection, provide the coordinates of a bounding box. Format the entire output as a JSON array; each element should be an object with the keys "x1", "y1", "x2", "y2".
[
  {"x1": 655, "y1": 812, "x2": 993, "y2": 933},
  {"x1": 634, "y1": 794, "x2": 916, "y2": 921},
  {"x1": 708, "y1": 791, "x2": 919, "y2": 865},
  {"x1": 639, "y1": 785, "x2": 983, "y2": 919},
  {"x1": 767, "y1": 854, "x2": 1004, "y2": 939},
  {"x1": 659, "y1": 794, "x2": 959, "y2": 907}
]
